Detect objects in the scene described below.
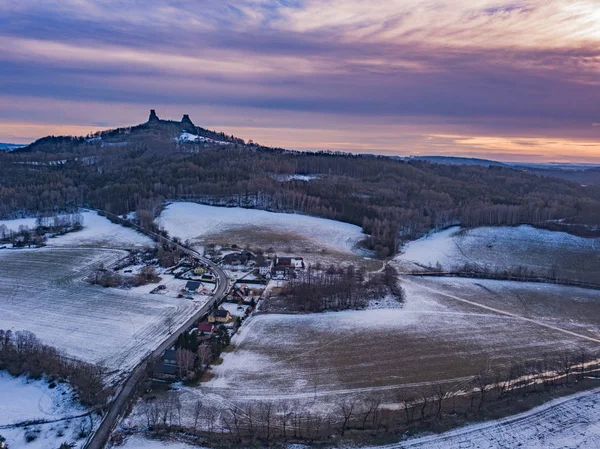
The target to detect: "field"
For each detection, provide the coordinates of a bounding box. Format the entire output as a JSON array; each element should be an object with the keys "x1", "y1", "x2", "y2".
[
  {"x1": 367, "y1": 387, "x2": 600, "y2": 449},
  {"x1": 117, "y1": 387, "x2": 600, "y2": 449},
  {"x1": 156, "y1": 202, "x2": 376, "y2": 267},
  {"x1": 193, "y1": 278, "x2": 599, "y2": 409},
  {"x1": 1, "y1": 211, "x2": 152, "y2": 249},
  {"x1": 0, "y1": 247, "x2": 207, "y2": 376},
  {"x1": 0, "y1": 372, "x2": 93, "y2": 449},
  {"x1": 397, "y1": 225, "x2": 600, "y2": 284},
  {"x1": 122, "y1": 275, "x2": 600, "y2": 433}
]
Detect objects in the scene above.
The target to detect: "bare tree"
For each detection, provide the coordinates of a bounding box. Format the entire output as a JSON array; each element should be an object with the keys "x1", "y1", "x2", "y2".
[{"x1": 339, "y1": 399, "x2": 356, "y2": 436}]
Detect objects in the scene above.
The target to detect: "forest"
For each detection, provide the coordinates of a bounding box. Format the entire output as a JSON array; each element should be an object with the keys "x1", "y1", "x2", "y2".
[{"x1": 1, "y1": 116, "x2": 599, "y2": 257}]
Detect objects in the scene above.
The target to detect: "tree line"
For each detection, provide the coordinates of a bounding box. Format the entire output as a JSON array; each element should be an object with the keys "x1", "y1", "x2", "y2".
[
  {"x1": 269, "y1": 263, "x2": 403, "y2": 312},
  {"x1": 132, "y1": 348, "x2": 599, "y2": 446},
  {"x1": 0, "y1": 329, "x2": 108, "y2": 407}
]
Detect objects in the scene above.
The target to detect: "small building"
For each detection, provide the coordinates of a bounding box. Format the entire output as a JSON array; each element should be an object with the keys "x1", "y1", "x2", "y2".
[
  {"x1": 154, "y1": 362, "x2": 178, "y2": 380},
  {"x1": 256, "y1": 258, "x2": 273, "y2": 276},
  {"x1": 197, "y1": 322, "x2": 216, "y2": 335},
  {"x1": 208, "y1": 309, "x2": 231, "y2": 323},
  {"x1": 193, "y1": 266, "x2": 205, "y2": 275},
  {"x1": 164, "y1": 348, "x2": 177, "y2": 365},
  {"x1": 222, "y1": 250, "x2": 253, "y2": 265},
  {"x1": 185, "y1": 280, "x2": 201, "y2": 293},
  {"x1": 276, "y1": 256, "x2": 304, "y2": 269}
]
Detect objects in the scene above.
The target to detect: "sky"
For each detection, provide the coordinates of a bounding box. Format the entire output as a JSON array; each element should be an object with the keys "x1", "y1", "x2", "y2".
[{"x1": 1, "y1": 0, "x2": 600, "y2": 162}]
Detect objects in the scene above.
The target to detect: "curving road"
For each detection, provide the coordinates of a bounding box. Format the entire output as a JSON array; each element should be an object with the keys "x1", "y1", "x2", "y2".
[{"x1": 85, "y1": 212, "x2": 230, "y2": 449}]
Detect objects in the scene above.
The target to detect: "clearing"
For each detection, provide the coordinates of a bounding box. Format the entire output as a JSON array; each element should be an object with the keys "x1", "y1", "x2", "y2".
[
  {"x1": 397, "y1": 225, "x2": 600, "y2": 284},
  {"x1": 0, "y1": 372, "x2": 93, "y2": 449},
  {"x1": 156, "y1": 202, "x2": 374, "y2": 266}
]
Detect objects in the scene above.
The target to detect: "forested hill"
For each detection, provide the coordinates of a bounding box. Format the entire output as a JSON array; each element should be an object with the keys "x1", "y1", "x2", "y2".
[{"x1": 2, "y1": 111, "x2": 599, "y2": 256}]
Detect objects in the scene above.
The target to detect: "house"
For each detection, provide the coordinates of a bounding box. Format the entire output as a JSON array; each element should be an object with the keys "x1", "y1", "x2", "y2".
[
  {"x1": 197, "y1": 322, "x2": 216, "y2": 335},
  {"x1": 185, "y1": 280, "x2": 201, "y2": 293},
  {"x1": 222, "y1": 250, "x2": 255, "y2": 266},
  {"x1": 276, "y1": 256, "x2": 304, "y2": 269},
  {"x1": 164, "y1": 348, "x2": 177, "y2": 365},
  {"x1": 154, "y1": 362, "x2": 178, "y2": 379},
  {"x1": 201, "y1": 273, "x2": 215, "y2": 282},
  {"x1": 227, "y1": 289, "x2": 245, "y2": 303},
  {"x1": 208, "y1": 309, "x2": 231, "y2": 323},
  {"x1": 256, "y1": 259, "x2": 273, "y2": 276}
]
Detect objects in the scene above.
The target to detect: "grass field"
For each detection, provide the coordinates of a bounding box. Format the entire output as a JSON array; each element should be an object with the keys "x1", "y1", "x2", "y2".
[
  {"x1": 397, "y1": 226, "x2": 600, "y2": 284},
  {"x1": 0, "y1": 248, "x2": 206, "y2": 376}
]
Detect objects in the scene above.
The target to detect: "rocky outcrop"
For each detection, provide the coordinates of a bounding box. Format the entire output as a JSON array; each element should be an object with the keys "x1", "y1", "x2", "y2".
[
  {"x1": 180, "y1": 114, "x2": 196, "y2": 133},
  {"x1": 148, "y1": 109, "x2": 159, "y2": 122}
]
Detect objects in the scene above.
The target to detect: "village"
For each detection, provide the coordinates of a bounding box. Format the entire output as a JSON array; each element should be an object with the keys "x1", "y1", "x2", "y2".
[{"x1": 110, "y1": 244, "x2": 306, "y2": 384}]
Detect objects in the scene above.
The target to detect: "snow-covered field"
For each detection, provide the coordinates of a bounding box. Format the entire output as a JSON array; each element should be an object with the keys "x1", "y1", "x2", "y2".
[
  {"x1": 0, "y1": 217, "x2": 37, "y2": 232},
  {"x1": 156, "y1": 203, "x2": 367, "y2": 261},
  {"x1": 0, "y1": 372, "x2": 92, "y2": 449},
  {"x1": 0, "y1": 211, "x2": 151, "y2": 248},
  {"x1": 117, "y1": 388, "x2": 600, "y2": 449},
  {"x1": 397, "y1": 225, "x2": 600, "y2": 283},
  {"x1": 123, "y1": 274, "x2": 600, "y2": 431},
  {"x1": 46, "y1": 211, "x2": 151, "y2": 248},
  {"x1": 371, "y1": 387, "x2": 600, "y2": 449},
  {"x1": 0, "y1": 247, "x2": 207, "y2": 375}
]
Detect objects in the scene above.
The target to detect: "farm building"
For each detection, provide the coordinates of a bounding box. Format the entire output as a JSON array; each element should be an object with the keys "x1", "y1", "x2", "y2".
[{"x1": 272, "y1": 256, "x2": 304, "y2": 278}]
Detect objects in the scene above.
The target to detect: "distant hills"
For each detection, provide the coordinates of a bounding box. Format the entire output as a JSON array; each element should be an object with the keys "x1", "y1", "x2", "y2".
[
  {"x1": 6, "y1": 110, "x2": 600, "y2": 187},
  {"x1": 1, "y1": 109, "x2": 599, "y2": 249},
  {"x1": 399, "y1": 156, "x2": 508, "y2": 167},
  {"x1": 0, "y1": 142, "x2": 25, "y2": 151}
]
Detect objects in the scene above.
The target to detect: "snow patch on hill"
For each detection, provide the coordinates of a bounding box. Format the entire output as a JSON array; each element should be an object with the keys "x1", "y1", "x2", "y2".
[{"x1": 175, "y1": 132, "x2": 230, "y2": 145}]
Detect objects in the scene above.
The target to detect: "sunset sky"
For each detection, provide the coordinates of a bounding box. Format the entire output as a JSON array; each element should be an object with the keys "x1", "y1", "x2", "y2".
[{"x1": 1, "y1": 0, "x2": 599, "y2": 162}]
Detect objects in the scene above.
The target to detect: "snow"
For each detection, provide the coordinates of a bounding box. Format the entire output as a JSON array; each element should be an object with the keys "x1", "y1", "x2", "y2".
[
  {"x1": 157, "y1": 202, "x2": 366, "y2": 255},
  {"x1": 0, "y1": 372, "x2": 85, "y2": 426},
  {"x1": 0, "y1": 211, "x2": 152, "y2": 248},
  {"x1": 46, "y1": 211, "x2": 152, "y2": 248},
  {"x1": 397, "y1": 225, "x2": 600, "y2": 279},
  {"x1": 115, "y1": 434, "x2": 200, "y2": 449},
  {"x1": 398, "y1": 226, "x2": 461, "y2": 268},
  {"x1": 0, "y1": 248, "x2": 209, "y2": 375},
  {"x1": 0, "y1": 371, "x2": 91, "y2": 449},
  {"x1": 220, "y1": 302, "x2": 249, "y2": 317},
  {"x1": 358, "y1": 387, "x2": 600, "y2": 449},
  {"x1": 175, "y1": 132, "x2": 230, "y2": 145},
  {"x1": 0, "y1": 217, "x2": 38, "y2": 232},
  {"x1": 273, "y1": 174, "x2": 321, "y2": 182}
]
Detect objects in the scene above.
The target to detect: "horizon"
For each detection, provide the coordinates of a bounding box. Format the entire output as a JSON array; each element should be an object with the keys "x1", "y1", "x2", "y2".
[{"x1": 1, "y1": 1, "x2": 600, "y2": 163}]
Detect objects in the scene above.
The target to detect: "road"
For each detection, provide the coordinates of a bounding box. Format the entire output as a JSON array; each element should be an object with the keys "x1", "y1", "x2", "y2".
[{"x1": 85, "y1": 212, "x2": 230, "y2": 449}]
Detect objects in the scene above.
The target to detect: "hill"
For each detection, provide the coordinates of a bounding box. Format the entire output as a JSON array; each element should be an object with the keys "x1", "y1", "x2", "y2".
[
  {"x1": 0, "y1": 142, "x2": 25, "y2": 151},
  {"x1": 400, "y1": 155, "x2": 508, "y2": 167},
  {"x1": 20, "y1": 110, "x2": 244, "y2": 154},
  {"x1": 1, "y1": 110, "x2": 599, "y2": 256}
]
